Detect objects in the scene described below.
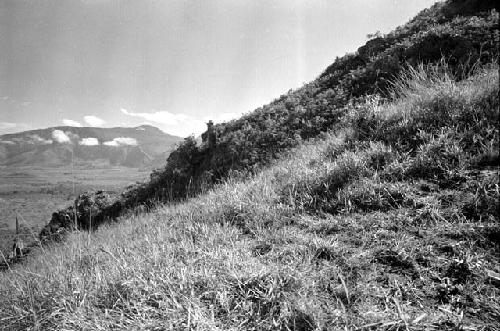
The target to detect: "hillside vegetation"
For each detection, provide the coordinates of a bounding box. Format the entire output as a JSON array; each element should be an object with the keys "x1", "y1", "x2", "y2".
[
  {"x1": 1, "y1": 0, "x2": 499, "y2": 330},
  {"x1": 1, "y1": 58, "x2": 498, "y2": 330},
  {"x1": 38, "y1": 0, "x2": 498, "y2": 238}
]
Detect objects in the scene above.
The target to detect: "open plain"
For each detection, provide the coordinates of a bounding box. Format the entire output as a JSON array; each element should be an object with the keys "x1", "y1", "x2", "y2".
[{"x1": 0, "y1": 166, "x2": 148, "y2": 255}]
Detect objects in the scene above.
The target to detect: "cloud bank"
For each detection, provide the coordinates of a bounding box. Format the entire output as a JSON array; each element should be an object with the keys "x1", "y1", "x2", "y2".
[
  {"x1": 0, "y1": 135, "x2": 52, "y2": 145},
  {"x1": 0, "y1": 122, "x2": 18, "y2": 130},
  {"x1": 84, "y1": 115, "x2": 105, "y2": 127},
  {"x1": 51, "y1": 130, "x2": 71, "y2": 143},
  {"x1": 62, "y1": 119, "x2": 83, "y2": 127},
  {"x1": 79, "y1": 137, "x2": 99, "y2": 146},
  {"x1": 27, "y1": 134, "x2": 52, "y2": 145},
  {"x1": 120, "y1": 108, "x2": 241, "y2": 137},
  {"x1": 0, "y1": 122, "x2": 30, "y2": 134},
  {"x1": 103, "y1": 137, "x2": 137, "y2": 147}
]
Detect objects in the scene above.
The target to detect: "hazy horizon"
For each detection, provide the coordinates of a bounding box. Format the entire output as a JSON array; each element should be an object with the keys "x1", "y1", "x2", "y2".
[{"x1": 1, "y1": 0, "x2": 437, "y2": 137}]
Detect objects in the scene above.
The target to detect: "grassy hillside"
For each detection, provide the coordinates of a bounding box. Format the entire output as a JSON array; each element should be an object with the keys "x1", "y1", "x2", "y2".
[
  {"x1": 35, "y1": 0, "x2": 498, "y2": 239},
  {"x1": 1, "y1": 0, "x2": 499, "y2": 330},
  {"x1": 1, "y1": 57, "x2": 498, "y2": 329}
]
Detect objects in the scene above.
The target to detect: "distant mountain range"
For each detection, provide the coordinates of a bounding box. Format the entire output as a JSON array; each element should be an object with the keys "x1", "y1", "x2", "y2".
[{"x1": 0, "y1": 125, "x2": 182, "y2": 168}]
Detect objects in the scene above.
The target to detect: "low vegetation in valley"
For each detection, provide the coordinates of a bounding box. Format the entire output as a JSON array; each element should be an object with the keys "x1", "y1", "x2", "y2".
[{"x1": 0, "y1": 166, "x2": 148, "y2": 256}]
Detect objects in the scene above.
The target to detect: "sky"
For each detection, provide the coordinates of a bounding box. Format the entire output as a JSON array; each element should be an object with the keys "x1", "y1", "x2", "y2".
[{"x1": 0, "y1": 0, "x2": 437, "y2": 137}]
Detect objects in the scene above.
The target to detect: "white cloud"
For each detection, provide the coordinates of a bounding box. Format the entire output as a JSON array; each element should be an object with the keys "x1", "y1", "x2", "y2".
[
  {"x1": 62, "y1": 119, "x2": 82, "y2": 127},
  {"x1": 79, "y1": 137, "x2": 99, "y2": 146},
  {"x1": 103, "y1": 141, "x2": 119, "y2": 147},
  {"x1": 0, "y1": 122, "x2": 30, "y2": 134},
  {"x1": 51, "y1": 130, "x2": 71, "y2": 143},
  {"x1": 103, "y1": 137, "x2": 138, "y2": 147},
  {"x1": 120, "y1": 108, "x2": 190, "y2": 124},
  {"x1": 0, "y1": 122, "x2": 17, "y2": 130},
  {"x1": 27, "y1": 134, "x2": 52, "y2": 145},
  {"x1": 84, "y1": 115, "x2": 105, "y2": 127},
  {"x1": 120, "y1": 108, "x2": 242, "y2": 137}
]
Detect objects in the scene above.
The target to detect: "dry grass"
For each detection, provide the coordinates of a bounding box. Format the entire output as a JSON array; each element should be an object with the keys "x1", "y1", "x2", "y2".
[{"x1": 0, "y1": 65, "x2": 498, "y2": 330}]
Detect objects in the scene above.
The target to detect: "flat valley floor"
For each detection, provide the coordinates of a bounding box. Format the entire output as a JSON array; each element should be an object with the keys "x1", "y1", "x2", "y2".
[{"x1": 0, "y1": 166, "x2": 149, "y2": 255}]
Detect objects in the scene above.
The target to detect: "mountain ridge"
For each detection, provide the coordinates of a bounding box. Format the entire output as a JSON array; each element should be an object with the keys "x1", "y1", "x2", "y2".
[{"x1": 0, "y1": 125, "x2": 182, "y2": 168}]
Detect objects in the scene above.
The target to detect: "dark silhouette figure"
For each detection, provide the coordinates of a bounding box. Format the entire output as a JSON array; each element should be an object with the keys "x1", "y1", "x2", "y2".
[{"x1": 202, "y1": 120, "x2": 217, "y2": 149}]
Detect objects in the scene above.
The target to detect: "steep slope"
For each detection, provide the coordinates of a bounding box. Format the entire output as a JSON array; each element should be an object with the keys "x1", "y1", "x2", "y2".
[
  {"x1": 121, "y1": 0, "x2": 497, "y2": 206},
  {"x1": 36, "y1": 0, "x2": 497, "y2": 236},
  {"x1": 1, "y1": 59, "x2": 498, "y2": 330},
  {"x1": 0, "y1": 125, "x2": 182, "y2": 167}
]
